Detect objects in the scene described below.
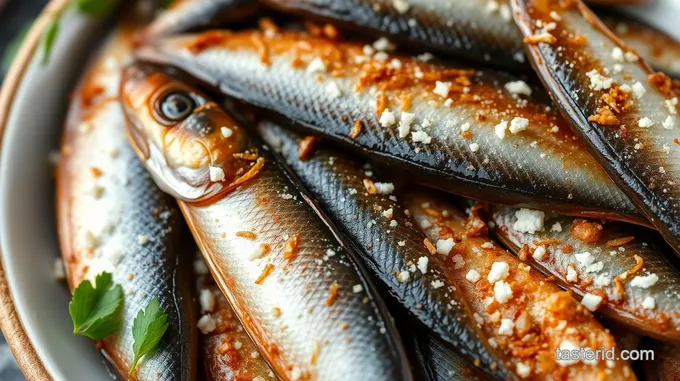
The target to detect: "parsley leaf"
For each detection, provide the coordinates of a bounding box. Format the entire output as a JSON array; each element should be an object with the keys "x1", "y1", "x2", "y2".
[
  {"x1": 129, "y1": 298, "x2": 169, "y2": 376},
  {"x1": 2, "y1": 22, "x2": 32, "y2": 73},
  {"x1": 41, "y1": 17, "x2": 60, "y2": 65},
  {"x1": 69, "y1": 272, "x2": 124, "y2": 340},
  {"x1": 72, "y1": 0, "x2": 115, "y2": 16}
]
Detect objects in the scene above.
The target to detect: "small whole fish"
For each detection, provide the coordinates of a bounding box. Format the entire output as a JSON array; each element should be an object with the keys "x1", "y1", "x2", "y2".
[
  {"x1": 404, "y1": 189, "x2": 636, "y2": 380},
  {"x1": 119, "y1": 63, "x2": 413, "y2": 381},
  {"x1": 488, "y1": 205, "x2": 680, "y2": 341},
  {"x1": 511, "y1": 0, "x2": 680, "y2": 255},
  {"x1": 142, "y1": 0, "x2": 258, "y2": 39},
  {"x1": 56, "y1": 30, "x2": 197, "y2": 380},
  {"x1": 259, "y1": 0, "x2": 526, "y2": 68},
  {"x1": 135, "y1": 29, "x2": 646, "y2": 226},
  {"x1": 259, "y1": 122, "x2": 509, "y2": 378}
]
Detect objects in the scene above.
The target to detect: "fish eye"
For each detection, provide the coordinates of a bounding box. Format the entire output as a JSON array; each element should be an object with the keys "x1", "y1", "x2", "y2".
[{"x1": 160, "y1": 92, "x2": 195, "y2": 121}]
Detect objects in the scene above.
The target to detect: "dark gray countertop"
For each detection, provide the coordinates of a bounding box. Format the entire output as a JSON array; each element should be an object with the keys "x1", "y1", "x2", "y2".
[{"x1": 1, "y1": 2, "x2": 49, "y2": 379}]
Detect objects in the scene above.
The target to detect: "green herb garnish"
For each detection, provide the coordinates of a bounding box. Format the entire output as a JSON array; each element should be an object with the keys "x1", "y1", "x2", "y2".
[
  {"x1": 69, "y1": 272, "x2": 123, "y2": 340},
  {"x1": 129, "y1": 298, "x2": 169, "y2": 376},
  {"x1": 41, "y1": 18, "x2": 60, "y2": 65}
]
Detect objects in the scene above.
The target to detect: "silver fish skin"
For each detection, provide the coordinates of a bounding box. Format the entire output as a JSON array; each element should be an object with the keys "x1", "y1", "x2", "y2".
[
  {"x1": 511, "y1": 0, "x2": 680, "y2": 255},
  {"x1": 259, "y1": 122, "x2": 510, "y2": 379},
  {"x1": 489, "y1": 205, "x2": 680, "y2": 341},
  {"x1": 119, "y1": 64, "x2": 412, "y2": 381},
  {"x1": 143, "y1": 0, "x2": 258, "y2": 39},
  {"x1": 134, "y1": 29, "x2": 645, "y2": 226},
  {"x1": 259, "y1": 0, "x2": 526, "y2": 68},
  {"x1": 56, "y1": 31, "x2": 197, "y2": 380}
]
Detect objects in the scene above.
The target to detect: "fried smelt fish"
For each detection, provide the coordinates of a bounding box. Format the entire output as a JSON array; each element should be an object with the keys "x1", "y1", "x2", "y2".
[
  {"x1": 56, "y1": 31, "x2": 197, "y2": 380},
  {"x1": 135, "y1": 29, "x2": 644, "y2": 225},
  {"x1": 404, "y1": 190, "x2": 636, "y2": 380},
  {"x1": 142, "y1": 0, "x2": 258, "y2": 39},
  {"x1": 599, "y1": 12, "x2": 680, "y2": 78},
  {"x1": 195, "y1": 278, "x2": 275, "y2": 381},
  {"x1": 511, "y1": 0, "x2": 680, "y2": 255},
  {"x1": 120, "y1": 63, "x2": 412, "y2": 381},
  {"x1": 259, "y1": 0, "x2": 525, "y2": 68},
  {"x1": 259, "y1": 122, "x2": 509, "y2": 379},
  {"x1": 489, "y1": 205, "x2": 680, "y2": 341}
]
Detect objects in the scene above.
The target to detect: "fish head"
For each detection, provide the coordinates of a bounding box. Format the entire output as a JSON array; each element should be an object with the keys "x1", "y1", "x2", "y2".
[{"x1": 120, "y1": 62, "x2": 253, "y2": 203}]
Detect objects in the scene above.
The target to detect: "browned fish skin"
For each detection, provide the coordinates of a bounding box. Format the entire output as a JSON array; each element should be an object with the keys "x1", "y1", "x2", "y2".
[
  {"x1": 135, "y1": 29, "x2": 646, "y2": 226},
  {"x1": 404, "y1": 190, "x2": 636, "y2": 381},
  {"x1": 489, "y1": 205, "x2": 680, "y2": 341},
  {"x1": 259, "y1": 122, "x2": 510, "y2": 379},
  {"x1": 511, "y1": 0, "x2": 680, "y2": 255},
  {"x1": 56, "y1": 32, "x2": 196, "y2": 380},
  {"x1": 120, "y1": 64, "x2": 412, "y2": 381}
]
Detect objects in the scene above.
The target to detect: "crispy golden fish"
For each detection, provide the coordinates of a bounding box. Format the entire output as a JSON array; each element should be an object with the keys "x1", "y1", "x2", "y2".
[
  {"x1": 511, "y1": 0, "x2": 680, "y2": 255},
  {"x1": 119, "y1": 63, "x2": 412, "y2": 381}
]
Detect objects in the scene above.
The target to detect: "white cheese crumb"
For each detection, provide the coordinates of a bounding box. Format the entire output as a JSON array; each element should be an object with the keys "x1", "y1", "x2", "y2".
[
  {"x1": 663, "y1": 116, "x2": 675, "y2": 130},
  {"x1": 481, "y1": 241, "x2": 493, "y2": 249},
  {"x1": 433, "y1": 81, "x2": 451, "y2": 98},
  {"x1": 200, "y1": 289, "x2": 215, "y2": 312},
  {"x1": 411, "y1": 130, "x2": 432, "y2": 144},
  {"x1": 551, "y1": 222, "x2": 562, "y2": 232},
  {"x1": 619, "y1": 84, "x2": 632, "y2": 93},
  {"x1": 137, "y1": 235, "x2": 149, "y2": 245},
  {"x1": 326, "y1": 249, "x2": 336, "y2": 257},
  {"x1": 632, "y1": 82, "x2": 646, "y2": 99},
  {"x1": 247, "y1": 244, "x2": 268, "y2": 261},
  {"x1": 498, "y1": 318, "x2": 514, "y2": 335},
  {"x1": 642, "y1": 296, "x2": 656, "y2": 310},
  {"x1": 417, "y1": 256, "x2": 429, "y2": 274},
  {"x1": 326, "y1": 81, "x2": 342, "y2": 99},
  {"x1": 382, "y1": 208, "x2": 394, "y2": 219},
  {"x1": 624, "y1": 51, "x2": 638, "y2": 62},
  {"x1": 460, "y1": 122, "x2": 470, "y2": 132},
  {"x1": 533, "y1": 246, "x2": 547, "y2": 261},
  {"x1": 505, "y1": 80, "x2": 532, "y2": 96},
  {"x1": 197, "y1": 314, "x2": 216, "y2": 334},
  {"x1": 581, "y1": 293, "x2": 602, "y2": 311},
  {"x1": 379, "y1": 109, "x2": 396, "y2": 127},
  {"x1": 516, "y1": 362, "x2": 531, "y2": 378},
  {"x1": 611, "y1": 47, "x2": 624, "y2": 62},
  {"x1": 352, "y1": 284, "x2": 364, "y2": 293},
  {"x1": 613, "y1": 63, "x2": 624, "y2": 73},
  {"x1": 209, "y1": 166, "x2": 226, "y2": 182},
  {"x1": 566, "y1": 264, "x2": 578, "y2": 283},
  {"x1": 393, "y1": 0, "x2": 410, "y2": 14},
  {"x1": 574, "y1": 251, "x2": 594, "y2": 267},
  {"x1": 586, "y1": 69, "x2": 614, "y2": 91},
  {"x1": 495, "y1": 120, "x2": 508, "y2": 139},
  {"x1": 638, "y1": 117, "x2": 654, "y2": 128},
  {"x1": 307, "y1": 57, "x2": 326, "y2": 73},
  {"x1": 397, "y1": 271, "x2": 410, "y2": 282},
  {"x1": 509, "y1": 117, "x2": 529, "y2": 134},
  {"x1": 389, "y1": 220, "x2": 398, "y2": 227},
  {"x1": 436, "y1": 238, "x2": 455, "y2": 255},
  {"x1": 487, "y1": 261, "x2": 510, "y2": 283},
  {"x1": 362, "y1": 45, "x2": 375, "y2": 56},
  {"x1": 549, "y1": 11, "x2": 561, "y2": 21},
  {"x1": 494, "y1": 280, "x2": 513, "y2": 304},
  {"x1": 488, "y1": 337, "x2": 498, "y2": 348},
  {"x1": 220, "y1": 126, "x2": 233, "y2": 138},
  {"x1": 417, "y1": 52, "x2": 434, "y2": 62},
  {"x1": 374, "y1": 182, "x2": 395, "y2": 194},
  {"x1": 469, "y1": 143, "x2": 480, "y2": 152},
  {"x1": 513, "y1": 208, "x2": 545, "y2": 233},
  {"x1": 431, "y1": 280, "x2": 445, "y2": 289},
  {"x1": 444, "y1": 98, "x2": 453, "y2": 107},
  {"x1": 473, "y1": 313, "x2": 484, "y2": 326},
  {"x1": 466, "y1": 269, "x2": 481, "y2": 283},
  {"x1": 630, "y1": 274, "x2": 659, "y2": 288},
  {"x1": 373, "y1": 37, "x2": 396, "y2": 52},
  {"x1": 398, "y1": 112, "x2": 415, "y2": 138}
]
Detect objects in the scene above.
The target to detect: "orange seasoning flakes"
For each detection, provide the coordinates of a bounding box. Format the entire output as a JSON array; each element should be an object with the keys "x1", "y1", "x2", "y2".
[
  {"x1": 236, "y1": 231, "x2": 256, "y2": 239},
  {"x1": 588, "y1": 106, "x2": 620, "y2": 126},
  {"x1": 255, "y1": 263, "x2": 275, "y2": 284},
  {"x1": 310, "y1": 340, "x2": 321, "y2": 365},
  {"x1": 569, "y1": 219, "x2": 603, "y2": 243},
  {"x1": 524, "y1": 33, "x2": 557, "y2": 45},
  {"x1": 283, "y1": 234, "x2": 300, "y2": 261},
  {"x1": 350, "y1": 120, "x2": 363, "y2": 139},
  {"x1": 675, "y1": 138, "x2": 680, "y2": 146},
  {"x1": 423, "y1": 238, "x2": 436, "y2": 255},
  {"x1": 323, "y1": 24, "x2": 340, "y2": 40},
  {"x1": 232, "y1": 157, "x2": 265, "y2": 188},
  {"x1": 363, "y1": 179, "x2": 377, "y2": 194},
  {"x1": 326, "y1": 283, "x2": 339, "y2": 306},
  {"x1": 298, "y1": 136, "x2": 318, "y2": 161},
  {"x1": 606, "y1": 236, "x2": 634, "y2": 247},
  {"x1": 561, "y1": 244, "x2": 574, "y2": 254},
  {"x1": 618, "y1": 255, "x2": 644, "y2": 281},
  {"x1": 375, "y1": 92, "x2": 388, "y2": 116},
  {"x1": 187, "y1": 30, "x2": 229, "y2": 54},
  {"x1": 233, "y1": 152, "x2": 259, "y2": 161},
  {"x1": 648, "y1": 72, "x2": 673, "y2": 96},
  {"x1": 399, "y1": 92, "x2": 412, "y2": 111},
  {"x1": 568, "y1": 35, "x2": 588, "y2": 46}
]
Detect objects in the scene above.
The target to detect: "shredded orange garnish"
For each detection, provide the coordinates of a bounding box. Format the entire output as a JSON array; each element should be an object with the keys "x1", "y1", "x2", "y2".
[
  {"x1": 236, "y1": 231, "x2": 256, "y2": 239},
  {"x1": 606, "y1": 236, "x2": 634, "y2": 247},
  {"x1": 524, "y1": 33, "x2": 557, "y2": 45},
  {"x1": 90, "y1": 167, "x2": 102, "y2": 177},
  {"x1": 283, "y1": 234, "x2": 300, "y2": 261},
  {"x1": 233, "y1": 152, "x2": 259, "y2": 161},
  {"x1": 231, "y1": 157, "x2": 265, "y2": 188},
  {"x1": 298, "y1": 136, "x2": 318, "y2": 161},
  {"x1": 326, "y1": 283, "x2": 339, "y2": 306},
  {"x1": 363, "y1": 179, "x2": 376, "y2": 194},
  {"x1": 310, "y1": 340, "x2": 321, "y2": 365},
  {"x1": 617, "y1": 255, "x2": 644, "y2": 281},
  {"x1": 350, "y1": 120, "x2": 363, "y2": 139},
  {"x1": 423, "y1": 238, "x2": 436, "y2": 255},
  {"x1": 255, "y1": 263, "x2": 275, "y2": 284},
  {"x1": 375, "y1": 92, "x2": 388, "y2": 116}
]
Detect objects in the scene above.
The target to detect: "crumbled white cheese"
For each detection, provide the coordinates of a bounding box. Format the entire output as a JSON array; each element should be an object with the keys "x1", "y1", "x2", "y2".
[
  {"x1": 533, "y1": 246, "x2": 547, "y2": 261},
  {"x1": 574, "y1": 251, "x2": 594, "y2": 267},
  {"x1": 393, "y1": 0, "x2": 410, "y2": 14},
  {"x1": 209, "y1": 166, "x2": 226, "y2": 182},
  {"x1": 137, "y1": 235, "x2": 150, "y2": 245},
  {"x1": 433, "y1": 81, "x2": 451, "y2": 98},
  {"x1": 473, "y1": 313, "x2": 484, "y2": 326},
  {"x1": 632, "y1": 82, "x2": 646, "y2": 99},
  {"x1": 586, "y1": 69, "x2": 614, "y2": 91},
  {"x1": 487, "y1": 262, "x2": 510, "y2": 283},
  {"x1": 513, "y1": 208, "x2": 545, "y2": 233},
  {"x1": 379, "y1": 109, "x2": 396, "y2": 127},
  {"x1": 326, "y1": 81, "x2": 342, "y2": 99},
  {"x1": 397, "y1": 271, "x2": 410, "y2": 282},
  {"x1": 663, "y1": 116, "x2": 675, "y2": 130},
  {"x1": 417, "y1": 256, "x2": 429, "y2": 274},
  {"x1": 431, "y1": 280, "x2": 445, "y2": 289},
  {"x1": 638, "y1": 117, "x2": 654, "y2": 128},
  {"x1": 411, "y1": 130, "x2": 432, "y2": 144},
  {"x1": 613, "y1": 64, "x2": 624, "y2": 73},
  {"x1": 307, "y1": 57, "x2": 326, "y2": 73},
  {"x1": 374, "y1": 182, "x2": 395, "y2": 194},
  {"x1": 436, "y1": 238, "x2": 455, "y2": 255},
  {"x1": 593, "y1": 274, "x2": 611, "y2": 287},
  {"x1": 381, "y1": 208, "x2": 394, "y2": 219},
  {"x1": 444, "y1": 98, "x2": 453, "y2": 107},
  {"x1": 630, "y1": 274, "x2": 659, "y2": 288},
  {"x1": 611, "y1": 47, "x2": 624, "y2": 62},
  {"x1": 494, "y1": 280, "x2": 513, "y2": 304},
  {"x1": 551, "y1": 222, "x2": 562, "y2": 232},
  {"x1": 373, "y1": 37, "x2": 396, "y2": 52},
  {"x1": 352, "y1": 284, "x2": 364, "y2": 293},
  {"x1": 200, "y1": 289, "x2": 215, "y2": 312},
  {"x1": 549, "y1": 11, "x2": 561, "y2": 21},
  {"x1": 247, "y1": 245, "x2": 268, "y2": 261},
  {"x1": 498, "y1": 318, "x2": 514, "y2": 336},
  {"x1": 220, "y1": 126, "x2": 233, "y2": 138},
  {"x1": 516, "y1": 362, "x2": 531, "y2": 378},
  {"x1": 466, "y1": 269, "x2": 481, "y2": 283},
  {"x1": 505, "y1": 80, "x2": 532, "y2": 96},
  {"x1": 398, "y1": 112, "x2": 415, "y2": 138},
  {"x1": 469, "y1": 143, "x2": 480, "y2": 152},
  {"x1": 665, "y1": 98, "x2": 678, "y2": 115},
  {"x1": 581, "y1": 293, "x2": 602, "y2": 311},
  {"x1": 488, "y1": 337, "x2": 498, "y2": 348},
  {"x1": 495, "y1": 120, "x2": 508, "y2": 139},
  {"x1": 566, "y1": 264, "x2": 578, "y2": 283},
  {"x1": 197, "y1": 314, "x2": 216, "y2": 334},
  {"x1": 417, "y1": 52, "x2": 434, "y2": 62},
  {"x1": 642, "y1": 296, "x2": 656, "y2": 310},
  {"x1": 509, "y1": 117, "x2": 529, "y2": 134},
  {"x1": 624, "y1": 51, "x2": 638, "y2": 62}
]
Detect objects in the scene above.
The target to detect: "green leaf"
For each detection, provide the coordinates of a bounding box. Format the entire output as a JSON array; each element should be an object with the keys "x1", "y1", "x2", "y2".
[
  {"x1": 41, "y1": 17, "x2": 60, "y2": 65},
  {"x1": 2, "y1": 22, "x2": 32, "y2": 73},
  {"x1": 128, "y1": 298, "x2": 169, "y2": 377},
  {"x1": 72, "y1": 0, "x2": 115, "y2": 16},
  {"x1": 69, "y1": 272, "x2": 123, "y2": 340}
]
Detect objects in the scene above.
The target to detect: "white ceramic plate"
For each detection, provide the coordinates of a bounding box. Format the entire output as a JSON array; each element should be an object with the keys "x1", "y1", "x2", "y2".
[{"x1": 0, "y1": 1, "x2": 677, "y2": 379}]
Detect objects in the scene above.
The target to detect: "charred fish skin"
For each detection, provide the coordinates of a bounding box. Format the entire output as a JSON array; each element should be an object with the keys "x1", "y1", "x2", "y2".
[
  {"x1": 136, "y1": 29, "x2": 645, "y2": 225},
  {"x1": 120, "y1": 64, "x2": 412, "y2": 381},
  {"x1": 511, "y1": 0, "x2": 680, "y2": 254},
  {"x1": 56, "y1": 32, "x2": 197, "y2": 380},
  {"x1": 259, "y1": 122, "x2": 509, "y2": 379},
  {"x1": 259, "y1": 0, "x2": 526, "y2": 69},
  {"x1": 142, "y1": 0, "x2": 258, "y2": 39},
  {"x1": 489, "y1": 205, "x2": 680, "y2": 341}
]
